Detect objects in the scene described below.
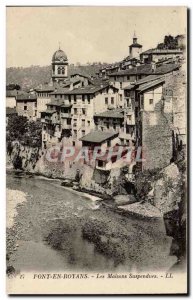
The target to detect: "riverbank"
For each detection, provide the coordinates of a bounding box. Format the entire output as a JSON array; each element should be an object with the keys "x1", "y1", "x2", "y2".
[
  {"x1": 7, "y1": 167, "x2": 164, "y2": 219},
  {"x1": 6, "y1": 171, "x2": 177, "y2": 274}
]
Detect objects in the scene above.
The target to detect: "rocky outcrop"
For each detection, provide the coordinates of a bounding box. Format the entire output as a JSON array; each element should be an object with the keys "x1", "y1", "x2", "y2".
[
  {"x1": 153, "y1": 163, "x2": 182, "y2": 214},
  {"x1": 118, "y1": 202, "x2": 162, "y2": 218},
  {"x1": 148, "y1": 162, "x2": 186, "y2": 270}
]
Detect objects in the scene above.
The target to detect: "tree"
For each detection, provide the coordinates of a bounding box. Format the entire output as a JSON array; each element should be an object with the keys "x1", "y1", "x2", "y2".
[
  {"x1": 6, "y1": 115, "x2": 28, "y2": 142},
  {"x1": 157, "y1": 35, "x2": 178, "y2": 50},
  {"x1": 6, "y1": 115, "x2": 42, "y2": 148},
  {"x1": 25, "y1": 120, "x2": 42, "y2": 148},
  {"x1": 6, "y1": 83, "x2": 21, "y2": 90}
]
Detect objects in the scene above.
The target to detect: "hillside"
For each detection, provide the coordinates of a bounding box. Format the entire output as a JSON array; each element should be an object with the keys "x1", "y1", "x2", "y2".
[{"x1": 6, "y1": 63, "x2": 109, "y2": 90}]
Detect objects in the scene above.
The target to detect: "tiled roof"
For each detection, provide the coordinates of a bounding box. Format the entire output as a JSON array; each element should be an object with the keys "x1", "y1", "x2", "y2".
[
  {"x1": 16, "y1": 94, "x2": 37, "y2": 100},
  {"x1": 141, "y1": 48, "x2": 183, "y2": 55},
  {"x1": 89, "y1": 78, "x2": 109, "y2": 86},
  {"x1": 6, "y1": 90, "x2": 24, "y2": 97},
  {"x1": 109, "y1": 64, "x2": 152, "y2": 76},
  {"x1": 136, "y1": 78, "x2": 165, "y2": 92},
  {"x1": 109, "y1": 63, "x2": 179, "y2": 76},
  {"x1": 80, "y1": 130, "x2": 119, "y2": 143},
  {"x1": 129, "y1": 43, "x2": 142, "y2": 48},
  {"x1": 94, "y1": 109, "x2": 124, "y2": 119},
  {"x1": 155, "y1": 63, "x2": 179, "y2": 74},
  {"x1": 70, "y1": 72, "x2": 91, "y2": 79},
  {"x1": 41, "y1": 110, "x2": 56, "y2": 114},
  {"x1": 51, "y1": 84, "x2": 117, "y2": 95},
  {"x1": 123, "y1": 74, "x2": 165, "y2": 90},
  {"x1": 35, "y1": 85, "x2": 54, "y2": 92},
  {"x1": 6, "y1": 107, "x2": 17, "y2": 115},
  {"x1": 50, "y1": 88, "x2": 70, "y2": 95},
  {"x1": 124, "y1": 77, "x2": 165, "y2": 92}
]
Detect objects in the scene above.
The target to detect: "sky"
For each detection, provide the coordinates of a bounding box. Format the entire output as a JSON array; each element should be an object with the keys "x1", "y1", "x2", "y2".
[{"x1": 6, "y1": 6, "x2": 187, "y2": 67}]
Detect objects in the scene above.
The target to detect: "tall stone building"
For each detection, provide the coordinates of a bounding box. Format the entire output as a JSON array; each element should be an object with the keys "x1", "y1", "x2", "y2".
[
  {"x1": 52, "y1": 48, "x2": 68, "y2": 84},
  {"x1": 129, "y1": 32, "x2": 143, "y2": 59}
]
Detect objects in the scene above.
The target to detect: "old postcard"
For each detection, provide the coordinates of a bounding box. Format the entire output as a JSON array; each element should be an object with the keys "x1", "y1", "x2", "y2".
[{"x1": 6, "y1": 6, "x2": 187, "y2": 294}]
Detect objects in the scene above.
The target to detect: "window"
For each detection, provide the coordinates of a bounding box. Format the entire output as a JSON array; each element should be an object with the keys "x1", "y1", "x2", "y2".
[
  {"x1": 72, "y1": 141, "x2": 75, "y2": 146},
  {"x1": 69, "y1": 95, "x2": 71, "y2": 103},
  {"x1": 113, "y1": 125, "x2": 116, "y2": 130},
  {"x1": 35, "y1": 102, "x2": 37, "y2": 108},
  {"x1": 82, "y1": 95, "x2": 85, "y2": 103},
  {"x1": 74, "y1": 108, "x2": 77, "y2": 115},
  {"x1": 60, "y1": 95, "x2": 62, "y2": 99},
  {"x1": 149, "y1": 99, "x2": 153, "y2": 105},
  {"x1": 35, "y1": 110, "x2": 37, "y2": 117},
  {"x1": 24, "y1": 106, "x2": 27, "y2": 111},
  {"x1": 111, "y1": 97, "x2": 114, "y2": 105},
  {"x1": 127, "y1": 76, "x2": 130, "y2": 80},
  {"x1": 120, "y1": 82, "x2": 122, "y2": 89},
  {"x1": 88, "y1": 98, "x2": 90, "y2": 104},
  {"x1": 74, "y1": 95, "x2": 77, "y2": 104},
  {"x1": 82, "y1": 108, "x2": 86, "y2": 115},
  {"x1": 82, "y1": 119, "x2": 85, "y2": 126},
  {"x1": 107, "y1": 124, "x2": 109, "y2": 129},
  {"x1": 24, "y1": 100, "x2": 27, "y2": 104},
  {"x1": 74, "y1": 130, "x2": 77, "y2": 136},
  {"x1": 107, "y1": 140, "x2": 111, "y2": 147},
  {"x1": 88, "y1": 120, "x2": 90, "y2": 126},
  {"x1": 120, "y1": 94, "x2": 122, "y2": 102},
  {"x1": 98, "y1": 160, "x2": 104, "y2": 167},
  {"x1": 105, "y1": 97, "x2": 108, "y2": 105},
  {"x1": 82, "y1": 130, "x2": 85, "y2": 136},
  {"x1": 55, "y1": 95, "x2": 57, "y2": 98},
  {"x1": 67, "y1": 119, "x2": 71, "y2": 125},
  {"x1": 128, "y1": 115, "x2": 132, "y2": 121}
]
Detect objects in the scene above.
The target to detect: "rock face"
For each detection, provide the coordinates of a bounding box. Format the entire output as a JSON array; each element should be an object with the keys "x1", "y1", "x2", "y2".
[
  {"x1": 152, "y1": 162, "x2": 186, "y2": 269},
  {"x1": 118, "y1": 202, "x2": 162, "y2": 218},
  {"x1": 114, "y1": 194, "x2": 137, "y2": 206},
  {"x1": 153, "y1": 163, "x2": 181, "y2": 214}
]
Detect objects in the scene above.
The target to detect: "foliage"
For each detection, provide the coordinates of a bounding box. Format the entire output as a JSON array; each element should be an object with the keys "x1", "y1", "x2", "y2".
[
  {"x1": 157, "y1": 35, "x2": 179, "y2": 50},
  {"x1": 6, "y1": 115, "x2": 42, "y2": 148},
  {"x1": 134, "y1": 168, "x2": 161, "y2": 201},
  {"x1": 6, "y1": 83, "x2": 21, "y2": 90},
  {"x1": 6, "y1": 115, "x2": 28, "y2": 142}
]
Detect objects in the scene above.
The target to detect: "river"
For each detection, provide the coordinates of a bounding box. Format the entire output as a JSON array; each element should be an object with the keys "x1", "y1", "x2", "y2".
[{"x1": 6, "y1": 170, "x2": 177, "y2": 273}]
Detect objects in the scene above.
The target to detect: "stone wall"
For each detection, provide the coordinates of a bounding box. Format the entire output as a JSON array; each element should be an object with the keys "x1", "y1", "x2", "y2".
[{"x1": 141, "y1": 109, "x2": 173, "y2": 170}]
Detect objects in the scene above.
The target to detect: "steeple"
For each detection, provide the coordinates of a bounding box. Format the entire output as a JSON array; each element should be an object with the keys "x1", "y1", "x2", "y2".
[
  {"x1": 51, "y1": 47, "x2": 68, "y2": 84},
  {"x1": 129, "y1": 32, "x2": 143, "y2": 58},
  {"x1": 133, "y1": 31, "x2": 137, "y2": 44}
]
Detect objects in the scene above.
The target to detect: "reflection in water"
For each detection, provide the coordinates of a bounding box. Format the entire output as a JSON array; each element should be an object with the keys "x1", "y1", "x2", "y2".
[{"x1": 7, "y1": 171, "x2": 177, "y2": 273}]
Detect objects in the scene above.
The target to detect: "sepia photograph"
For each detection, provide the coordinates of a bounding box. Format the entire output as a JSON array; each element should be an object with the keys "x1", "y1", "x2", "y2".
[{"x1": 5, "y1": 5, "x2": 187, "y2": 294}]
